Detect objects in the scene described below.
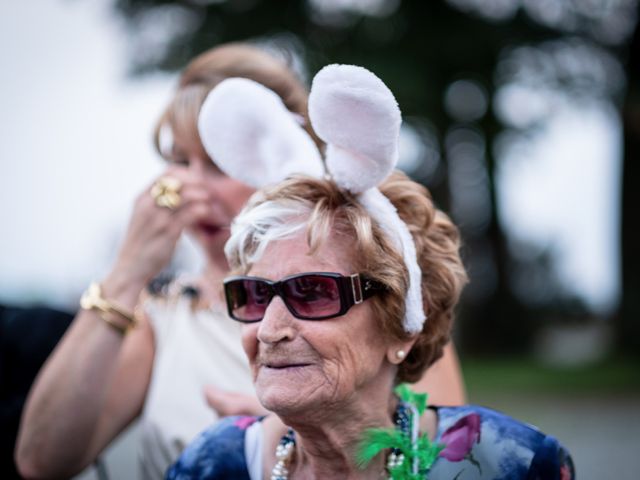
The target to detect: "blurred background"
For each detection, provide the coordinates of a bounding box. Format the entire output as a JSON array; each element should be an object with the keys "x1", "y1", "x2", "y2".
[{"x1": 1, "y1": 0, "x2": 639, "y2": 478}]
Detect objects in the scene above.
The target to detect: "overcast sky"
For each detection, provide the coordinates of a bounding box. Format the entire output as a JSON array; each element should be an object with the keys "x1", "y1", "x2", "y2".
[
  {"x1": 0, "y1": 0, "x2": 175, "y2": 309},
  {"x1": 0, "y1": 0, "x2": 621, "y2": 314}
]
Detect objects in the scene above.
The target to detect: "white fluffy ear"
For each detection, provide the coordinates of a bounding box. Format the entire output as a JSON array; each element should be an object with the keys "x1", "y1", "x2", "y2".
[
  {"x1": 308, "y1": 64, "x2": 401, "y2": 193},
  {"x1": 198, "y1": 78, "x2": 324, "y2": 188}
]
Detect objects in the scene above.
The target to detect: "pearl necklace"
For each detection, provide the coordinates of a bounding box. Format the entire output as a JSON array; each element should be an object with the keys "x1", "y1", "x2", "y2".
[{"x1": 270, "y1": 402, "x2": 412, "y2": 480}]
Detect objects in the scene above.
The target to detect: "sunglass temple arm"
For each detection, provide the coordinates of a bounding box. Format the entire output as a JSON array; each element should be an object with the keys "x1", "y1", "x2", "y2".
[{"x1": 350, "y1": 274, "x2": 364, "y2": 304}]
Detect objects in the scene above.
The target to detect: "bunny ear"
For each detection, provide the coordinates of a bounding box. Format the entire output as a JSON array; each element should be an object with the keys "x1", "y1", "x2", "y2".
[
  {"x1": 197, "y1": 78, "x2": 324, "y2": 188},
  {"x1": 308, "y1": 64, "x2": 401, "y2": 193},
  {"x1": 309, "y1": 65, "x2": 426, "y2": 333}
]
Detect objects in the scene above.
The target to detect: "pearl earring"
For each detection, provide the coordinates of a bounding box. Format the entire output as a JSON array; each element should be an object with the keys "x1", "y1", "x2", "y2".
[{"x1": 395, "y1": 350, "x2": 406, "y2": 360}]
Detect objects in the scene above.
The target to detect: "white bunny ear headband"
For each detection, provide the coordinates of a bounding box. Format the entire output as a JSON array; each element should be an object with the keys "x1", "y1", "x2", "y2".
[{"x1": 198, "y1": 64, "x2": 426, "y2": 334}]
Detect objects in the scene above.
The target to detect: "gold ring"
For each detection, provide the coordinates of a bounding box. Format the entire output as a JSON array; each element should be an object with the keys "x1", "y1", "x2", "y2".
[{"x1": 151, "y1": 176, "x2": 182, "y2": 210}]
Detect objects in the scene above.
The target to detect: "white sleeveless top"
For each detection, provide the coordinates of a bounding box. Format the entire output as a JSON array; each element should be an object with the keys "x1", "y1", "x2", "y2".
[{"x1": 139, "y1": 288, "x2": 255, "y2": 479}]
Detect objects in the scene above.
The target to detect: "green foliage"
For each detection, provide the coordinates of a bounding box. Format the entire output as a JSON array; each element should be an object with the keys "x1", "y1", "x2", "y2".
[{"x1": 463, "y1": 356, "x2": 640, "y2": 395}]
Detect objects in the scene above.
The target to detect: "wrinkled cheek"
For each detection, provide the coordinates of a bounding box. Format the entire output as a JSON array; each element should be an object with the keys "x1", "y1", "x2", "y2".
[
  {"x1": 320, "y1": 361, "x2": 355, "y2": 400},
  {"x1": 332, "y1": 351, "x2": 385, "y2": 397}
]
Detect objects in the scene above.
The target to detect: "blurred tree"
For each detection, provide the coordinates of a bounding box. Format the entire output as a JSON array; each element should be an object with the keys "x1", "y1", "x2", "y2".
[
  {"x1": 620, "y1": 20, "x2": 640, "y2": 354},
  {"x1": 112, "y1": 0, "x2": 638, "y2": 356}
]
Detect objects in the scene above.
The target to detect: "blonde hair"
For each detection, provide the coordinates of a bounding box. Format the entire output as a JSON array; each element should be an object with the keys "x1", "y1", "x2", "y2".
[
  {"x1": 154, "y1": 43, "x2": 319, "y2": 157},
  {"x1": 226, "y1": 171, "x2": 468, "y2": 383}
]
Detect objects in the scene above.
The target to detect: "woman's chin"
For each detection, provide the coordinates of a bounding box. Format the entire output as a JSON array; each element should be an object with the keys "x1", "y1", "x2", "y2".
[
  {"x1": 256, "y1": 375, "x2": 321, "y2": 415},
  {"x1": 260, "y1": 397, "x2": 314, "y2": 418}
]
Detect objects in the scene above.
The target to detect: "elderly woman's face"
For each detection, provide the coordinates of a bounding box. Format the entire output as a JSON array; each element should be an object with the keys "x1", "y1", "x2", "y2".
[{"x1": 240, "y1": 230, "x2": 397, "y2": 414}]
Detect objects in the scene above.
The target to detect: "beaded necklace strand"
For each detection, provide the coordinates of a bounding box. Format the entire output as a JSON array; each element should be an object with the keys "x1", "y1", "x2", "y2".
[{"x1": 270, "y1": 402, "x2": 413, "y2": 480}]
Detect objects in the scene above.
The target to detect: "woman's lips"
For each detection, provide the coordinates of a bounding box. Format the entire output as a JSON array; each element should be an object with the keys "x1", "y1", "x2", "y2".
[
  {"x1": 265, "y1": 363, "x2": 311, "y2": 369},
  {"x1": 197, "y1": 222, "x2": 225, "y2": 236},
  {"x1": 258, "y1": 351, "x2": 314, "y2": 371}
]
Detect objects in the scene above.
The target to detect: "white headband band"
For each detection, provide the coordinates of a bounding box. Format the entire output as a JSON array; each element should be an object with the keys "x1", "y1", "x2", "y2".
[{"x1": 198, "y1": 64, "x2": 426, "y2": 333}]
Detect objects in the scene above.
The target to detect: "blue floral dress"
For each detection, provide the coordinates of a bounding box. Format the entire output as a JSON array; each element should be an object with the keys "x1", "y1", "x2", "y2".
[{"x1": 166, "y1": 405, "x2": 575, "y2": 479}]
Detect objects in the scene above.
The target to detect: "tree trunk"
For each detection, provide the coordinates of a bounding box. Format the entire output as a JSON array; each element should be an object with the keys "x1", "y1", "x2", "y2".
[{"x1": 618, "y1": 15, "x2": 640, "y2": 355}]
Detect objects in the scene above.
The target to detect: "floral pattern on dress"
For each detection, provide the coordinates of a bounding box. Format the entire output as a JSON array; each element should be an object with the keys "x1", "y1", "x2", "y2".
[
  {"x1": 166, "y1": 406, "x2": 575, "y2": 479},
  {"x1": 439, "y1": 413, "x2": 482, "y2": 464}
]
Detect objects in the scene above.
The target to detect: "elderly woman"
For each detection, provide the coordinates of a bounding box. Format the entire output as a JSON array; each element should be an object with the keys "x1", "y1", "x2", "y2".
[
  {"x1": 166, "y1": 65, "x2": 575, "y2": 479},
  {"x1": 16, "y1": 47, "x2": 465, "y2": 480}
]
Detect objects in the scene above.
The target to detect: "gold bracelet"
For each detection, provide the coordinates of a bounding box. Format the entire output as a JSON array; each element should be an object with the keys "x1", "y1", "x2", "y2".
[
  {"x1": 80, "y1": 282, "x2": 138, "y2": 334},
  {"x1": 96, "y1": 309, "x2": 130, "y2": 336}
]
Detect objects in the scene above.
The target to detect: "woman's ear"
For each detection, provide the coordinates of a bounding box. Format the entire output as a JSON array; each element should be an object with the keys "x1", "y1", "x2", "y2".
[{"x1": 386, "y1": 338, "x2": 418, "y2": 365}]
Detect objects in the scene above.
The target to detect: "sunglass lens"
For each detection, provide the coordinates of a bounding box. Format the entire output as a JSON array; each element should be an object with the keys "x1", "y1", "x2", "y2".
[
  {"x1": 226, "y1": 279, "x2": 272, "y2": 321},
  {"x1": 282, "y1": 275, "x2": 341, "y2": 319}
]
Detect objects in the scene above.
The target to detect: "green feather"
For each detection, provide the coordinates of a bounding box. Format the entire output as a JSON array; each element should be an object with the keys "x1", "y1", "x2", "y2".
[
  {"x1": 356, "y1": 385, "x2": 444, "y2": 479},
  {"x1": 395, "y1": 383, "x2": 428, "y2": 415},
  {"x1": 356, "y1": 428, "x2": 406, "y2": 467}
]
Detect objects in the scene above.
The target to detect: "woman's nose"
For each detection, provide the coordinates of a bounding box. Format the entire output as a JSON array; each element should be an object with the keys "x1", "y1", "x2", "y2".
[
  {"x1": 187, "y1": 155, "x2": 207, "y2": 175},
  {"x1": 256, "y1": 296, "x2": 296, "y2": 345}
]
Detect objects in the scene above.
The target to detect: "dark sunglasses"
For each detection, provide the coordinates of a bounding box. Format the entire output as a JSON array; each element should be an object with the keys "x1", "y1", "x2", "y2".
[{"x1": 223, "y1": 272, "x2": 383, "y2": 322}]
